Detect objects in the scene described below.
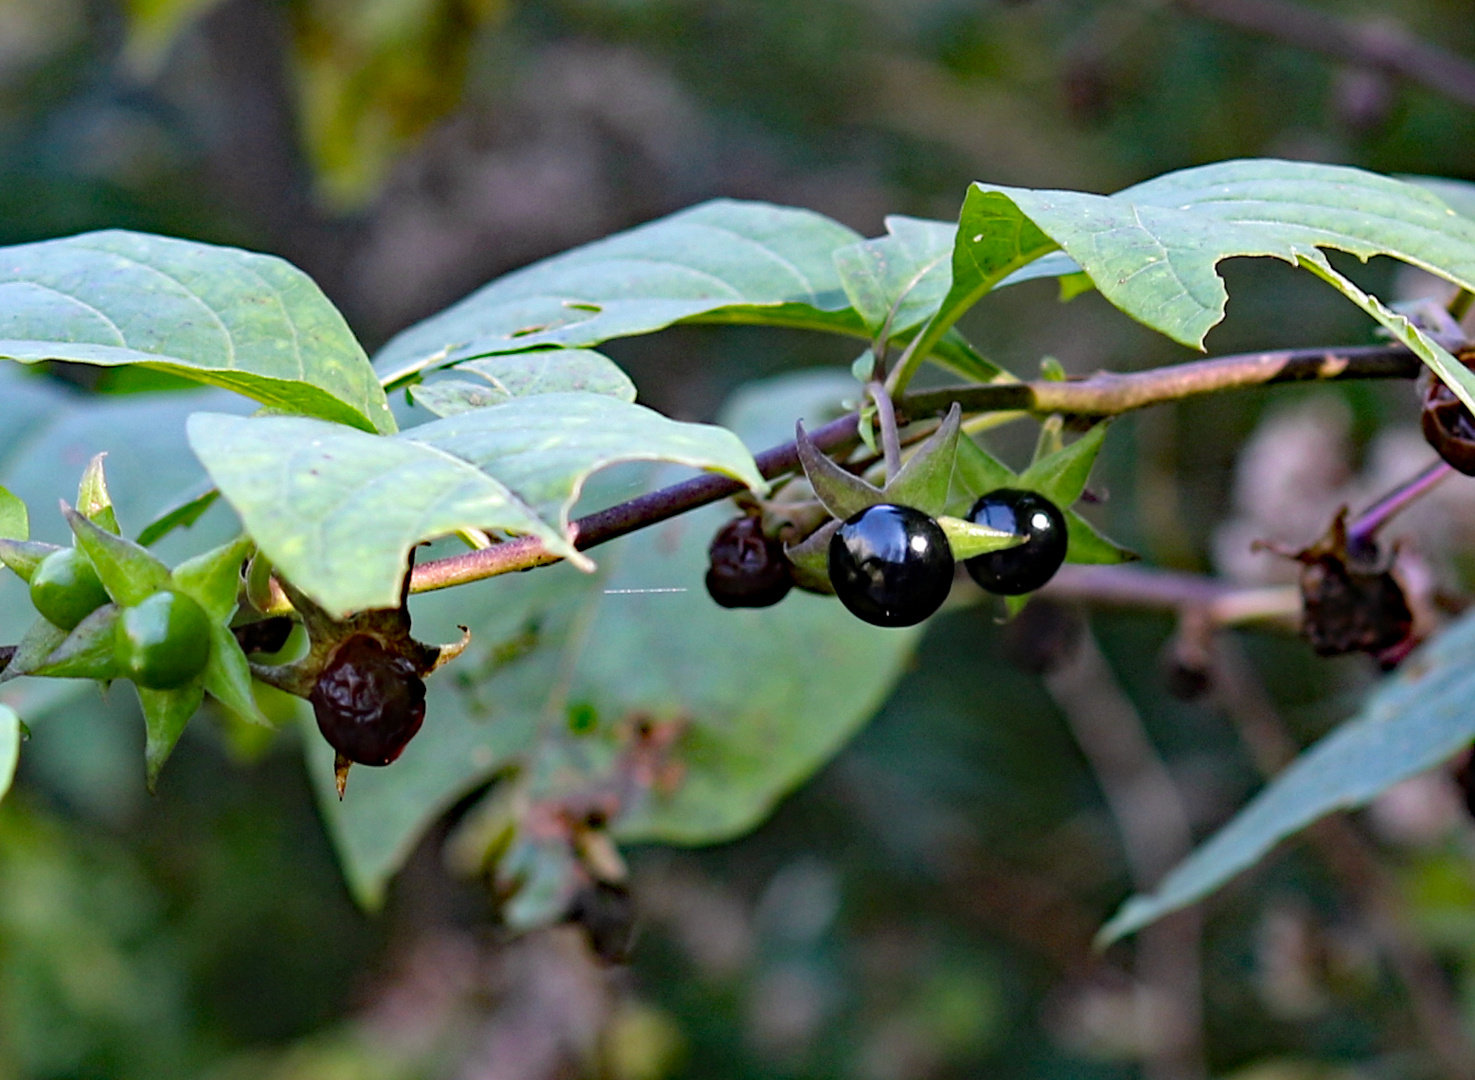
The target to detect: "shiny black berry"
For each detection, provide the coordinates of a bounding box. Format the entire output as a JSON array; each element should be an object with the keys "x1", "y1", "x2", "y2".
[
  {"x1": 828, "y1": 504, "x2": 954, "y2": 628},
  {"x1": 310, "y1": 634, "x2": 427, "y2": 766},
  {"x1": 964, "y1": 488, "x2": 1068, "y2": 595},
  {"x1": 705, "y1": 515, "x2": 792, "y2": 608}
]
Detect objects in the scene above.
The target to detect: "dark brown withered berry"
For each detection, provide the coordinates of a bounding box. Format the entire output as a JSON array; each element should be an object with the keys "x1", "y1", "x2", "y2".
[
  {"x1": 1300, "y1": 554, "x2": 1412, "y2": 657},
  {"x1": 1421, "y1": 368, "x2": 1475, "y2": 475},
  {"x1": 705, "y1": 514, "x2": 792, "y2": 608},
  {"x1": 231, "y1": 616, "x2": 295, "y2": 656},
  {"x1": 310, "y1": 634, "x2": 427, "y2": 766}
]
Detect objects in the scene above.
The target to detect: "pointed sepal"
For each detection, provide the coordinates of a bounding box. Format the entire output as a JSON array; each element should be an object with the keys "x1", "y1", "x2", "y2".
[
  {"x1": 937, "y1": 515, "x2": 1025, "y2": 561},
  {"x1": 0, "y1": 619, "x2": 68, "y2": 683},
  {"x1": 884, "y1": 404, "x2": 961, "y2": 517},
  {"x1": 203, "y1": 623, "x2": 270, "y2": 726},
  {"x1": 1019, "y1": 422, "x2": 1109, "y2": 507},
  {"x1": 170, "y1": 535, "x2": 254, "y2": 623},
  {"x1": 76, "y1": 453, "x2": 121, "y2": 534},
  {"x1": 0, "y1": 539, "x2": 62, "y2": 584},
  {"x1": 334, "y1": 753, "x2": 352, "y2": 799},
  {"x1": 140, "y1": 681, "x2": 206, "y2": 791},
  {"x1": 783, "y1": 518, "x2": 840, "y2": 595},
  {"x1": 29, "y1": 604, "x2": 123, "y2": 680},
  {"x1": 795, "y1": 421, "x2": 884, "y2": 521},
  {"x1": 62, "y1": 502, "x2": 169, "y2": 605}
]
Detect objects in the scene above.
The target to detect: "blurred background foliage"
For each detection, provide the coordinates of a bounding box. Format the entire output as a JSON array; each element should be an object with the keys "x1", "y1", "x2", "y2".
[{"x1": 4, "y1": 0, "x2": 1475, "y2": 1077}]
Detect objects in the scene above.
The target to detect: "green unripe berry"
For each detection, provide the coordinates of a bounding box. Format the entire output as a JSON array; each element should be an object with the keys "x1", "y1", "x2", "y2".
[
  {"x1": 115, "y1": 590, "x2": 212, "y2": 689},
  {"x1": 30, "y1": 547, "x2": 111, "y2": 630}
]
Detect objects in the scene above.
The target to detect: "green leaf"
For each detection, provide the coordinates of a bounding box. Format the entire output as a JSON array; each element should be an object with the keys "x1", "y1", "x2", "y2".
[
  {"x1": 0, "y1": 230, "x2": 393, "y2": 433},
  {"x1": 406, "y1": 392, "x2": 768, "y2": 535},
  {"x1": 187, "y1": 412, "x2": 581, "y2": 617},
  {"x1": 75, "y1": 453, "x2": 120, "y2": 533},
  {"x1": 833, "y1": 216, "x2": 956, "y2": 337},
  {"x1": 1100, "y1": 607, "x2": 1475, "y2": 944},
  {"x1": 893, "y1": 187, "x2": 1061, "y2": 385},
  {"x1": 373, "y1": 200, "x2": 867, "y2": 381},
  {"x1": 409, "y1": 348, "x2": 638, "y2": 417},
  {"x1": 135, "y1": 486, "x2": 220, "y2": 548},
  {"x1": 0, "y1": 705, "x2": 18, "y2": 803},
  {"x1": 63, "y1": 504, "x2": 171, "y2": 607},
  {"x1": 971, "y1": 159, "x2": 1475, "y2": 413},
  {"x1": 139, "y1": 681, "x2": 205, "y2": 790},
  {"x1": 0, "y1": 486, "x2": 27, "y2": 540}
]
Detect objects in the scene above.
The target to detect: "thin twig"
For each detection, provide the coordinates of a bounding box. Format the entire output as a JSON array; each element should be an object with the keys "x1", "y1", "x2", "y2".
[
  {"x1": 1174, "y1": 0, "x2": 1475, "y2": 109},
  {"x1": 1037, "y1": 564, "x2": 1301, "y2": 630},
  {"x1": 409, "y1": 344, "x2": 1419, "y2": 594}
]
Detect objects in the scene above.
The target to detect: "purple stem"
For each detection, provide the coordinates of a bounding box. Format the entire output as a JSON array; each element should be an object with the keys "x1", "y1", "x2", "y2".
[{"x1": 1347, "y1": 459, "x2": 1455, "y2": 554}]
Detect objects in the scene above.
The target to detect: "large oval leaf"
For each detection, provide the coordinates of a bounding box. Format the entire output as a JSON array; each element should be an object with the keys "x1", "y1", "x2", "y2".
[
  {"x1": 956, "y1": 160, "x2": 1475, "y2": 413},
  {"x1": 186, "y1": 413, "x2": 579, "y2": 617},
  {"x1": 373, "y1": 200, "x2": 866, "y2": 381},
  {"x1": 406, "y1": 392, "x2": 767, "y2": 533},
  {"x1": 0, "y1": 231, "x2": 393, "y2": 433}
]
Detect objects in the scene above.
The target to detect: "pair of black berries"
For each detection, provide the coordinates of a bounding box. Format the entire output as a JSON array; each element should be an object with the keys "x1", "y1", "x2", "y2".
[
  {"x1": 707, "y1": 489, "x2": 1070, "y2": 628},
  {"x1": 829, "y1": 489, "x2": 1068, "y2": 627}
]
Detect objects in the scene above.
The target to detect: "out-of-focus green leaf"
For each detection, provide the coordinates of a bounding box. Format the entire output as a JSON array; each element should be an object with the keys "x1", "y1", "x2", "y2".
[
  {"x1": 0, "y1": 230, "x2": 394, "y2": 433},
  {"x1": 0, "y1": 487, "x2": 26, "y2": 541},
  {"x1": 0, "y1": 706, "x2": 18, "y2": 803},
  {"x1": 1100, "y1": 606, "x2": 1475, "y2": 943}
]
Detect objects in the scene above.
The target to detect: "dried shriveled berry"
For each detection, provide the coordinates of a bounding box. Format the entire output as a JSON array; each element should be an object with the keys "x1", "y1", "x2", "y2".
[
  {"x1": 1300, "y1": 554, "x2": 1412, "y2": 657},
  {"x1": 705, "y1": 515, "x2": 792, "y2": 608},
  {"x1": 310, "y1": 634, "x2": 427, "y2": 766},
  {"x1": 828, "y1": 504, "x2": 954, "y2": 628},
  {"x1": 1421, "y1": 362, "x2": 1475, "y2": 474},
  {"x1": 964, "y1": 488, "x2": 1068, "y2": 595},
  {"x1": 1270, "y1": 510, "x2": 1414, "y2": 658}
]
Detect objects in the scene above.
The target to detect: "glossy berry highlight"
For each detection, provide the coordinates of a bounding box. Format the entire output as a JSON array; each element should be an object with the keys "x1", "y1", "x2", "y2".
[
  {"x1": 964, "y1": 488, "x2": 1068, "y2": 595},
  {"x1": 828, "y1": 504, "x2": 954, "y2": 628},
  {"x1": 114, "y1": 589, "x2": 213, "y2": 689},
  {"x1": 311, "y1": 634, "x2": 427, "y2": 766},
  {"x1": 30, "y1": 547, "x2": 111, "y2": 630}
]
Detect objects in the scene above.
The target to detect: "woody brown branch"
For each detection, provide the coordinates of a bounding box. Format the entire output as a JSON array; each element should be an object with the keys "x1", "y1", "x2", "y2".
[{"x1": 408, "y1": 344, "x2": 1419, "y2": 593}]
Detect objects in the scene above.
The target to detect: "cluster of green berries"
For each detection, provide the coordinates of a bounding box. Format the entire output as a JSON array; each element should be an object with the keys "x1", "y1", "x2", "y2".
[
  {"x1": 29, "y1": 546, "x2": 213, "y2": 689},
  {"x1": 707, "y1": 488, "x2": 1069, "y2": 628}
]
